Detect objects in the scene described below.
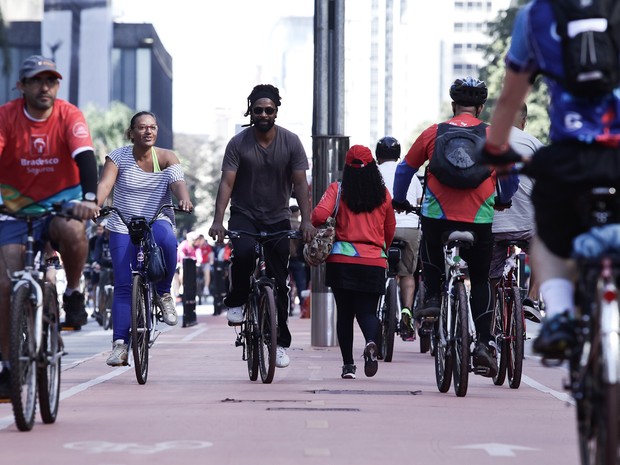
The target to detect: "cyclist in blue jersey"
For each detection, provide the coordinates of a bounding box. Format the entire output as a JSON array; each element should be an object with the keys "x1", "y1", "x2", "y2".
[{"x1": 480, "y1": 1, "x2": 620, "y2": 358}]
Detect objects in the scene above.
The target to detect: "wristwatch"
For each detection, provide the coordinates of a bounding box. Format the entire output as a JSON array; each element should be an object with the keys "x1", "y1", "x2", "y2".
[{"x1": 83, "y1": 192, "x2": 97, "y2": 203}]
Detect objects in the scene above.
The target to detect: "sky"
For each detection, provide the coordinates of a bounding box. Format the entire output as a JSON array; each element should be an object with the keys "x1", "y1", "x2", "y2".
[{"x1": 114, "y1": 0, "x2": 314, "y2": 134}]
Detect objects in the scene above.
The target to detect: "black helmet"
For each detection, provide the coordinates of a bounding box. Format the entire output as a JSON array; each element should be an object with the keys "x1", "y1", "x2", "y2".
[
  {"x1": 376, "y1": 136, "x2": 401, "y2": 160},
  {"x1": 449, "y1": 76, "x2": 488, "y2": 106}
]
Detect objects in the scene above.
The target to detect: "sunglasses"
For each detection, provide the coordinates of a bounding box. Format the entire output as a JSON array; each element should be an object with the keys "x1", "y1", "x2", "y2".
[{"x1": 252, "y1": 106, "x2": 276, "y2": 116}]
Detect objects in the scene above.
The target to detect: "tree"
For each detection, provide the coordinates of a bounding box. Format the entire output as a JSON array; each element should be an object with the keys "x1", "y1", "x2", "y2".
[
  {"x1": 479, "y1": 0, "x2": 550, "y2": 144},
  {"x1": 83, "y1": 101, "x2": 135, "y2": 166}
]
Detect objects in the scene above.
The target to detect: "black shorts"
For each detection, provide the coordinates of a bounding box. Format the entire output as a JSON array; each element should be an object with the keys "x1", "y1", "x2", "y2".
[{"x1": 527, "y1": 142, "x2": 620, "y2": 258}]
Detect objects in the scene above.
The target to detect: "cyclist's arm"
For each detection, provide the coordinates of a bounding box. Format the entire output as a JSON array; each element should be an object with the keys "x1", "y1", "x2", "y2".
[
  {"x1": 292, "y1": 169, "x2": 315, "y2": 243},
  {"x1": 209, "y1": 170, "x2": 236, "y2": 242},
  {"x1": 170, "y1": 179, "x2": 193, "y2": 211},
  {"x1": 96, "y1": 158, "x2": 119, "y2": 208},
  {"x1": 75, "y1": 149, "x2": 98, "y2": 201}
]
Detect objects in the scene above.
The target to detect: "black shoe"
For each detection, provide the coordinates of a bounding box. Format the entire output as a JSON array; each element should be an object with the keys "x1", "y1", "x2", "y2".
[
  {"x1": 341, "y1": 364, "x2": 357, "y2": 379},
  {"x1": 533, "y1": 311, "x2": 576, "y2": 359},
  {"x1": 414, "y1": 295, "x2": 440, "y2": 319},
  {"x1": 363, "y1": 342, "x2": 378, "y2": 377},
  {"x1": 0, "y1": 368, "x2": 11, "y2": 401},
  {"x1": 63, "y1": 291, "x2": 88, "y2": 328},
  {"x1": 473, "y1": 342, "x2": 498, "y2": 378},
  {"x1": 522, "y1": 298, "x2": 543, "y2": 323}
]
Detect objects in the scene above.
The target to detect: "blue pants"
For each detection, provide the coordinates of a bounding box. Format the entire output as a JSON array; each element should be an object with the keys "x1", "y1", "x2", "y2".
[{"x1": 109, "y1": 220, "x2": 177, "y2": 343}]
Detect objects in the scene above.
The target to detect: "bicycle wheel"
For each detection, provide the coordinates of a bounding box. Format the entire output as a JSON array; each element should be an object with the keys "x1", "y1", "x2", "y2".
[
  {"x1": 38, "y1": 283, "x2": 61, "y2": 424},
  {"x1": 576, "y1": 361, "x2": 619, "y2": 465},
  {"x1": 492, "y1": 286, "x2": 508, "y2": 386},
  {"x1": 434, "y1": 293, "x2": 453, "y2": 393},
  {"x1": 103, "y1": 287, "x2": 113, "y2": 331},
  {"x1": 507, "y1": 285, "x2": 524, "y2": 389},
  {"x1": 452, "y1": 281, "x2": 470, "y2": 397},
  {"x1": 9, "y1": 284, "x2": 37, "y2": 431},
  {"x1": 257, "y1": 286, "x2": 277, "y2": 384},
  {"x1": 381, "y1": 279, "x2": 398, "y2": 362},
  {"x1": 131, "y1": 274, "x2": 150, "y2": 385},
  {"x1": 245, "y1": 302, "x2": 259, "y2": 381},
  {"x1": 414, "y1": 279, "x2": 431, "y2": 353}
]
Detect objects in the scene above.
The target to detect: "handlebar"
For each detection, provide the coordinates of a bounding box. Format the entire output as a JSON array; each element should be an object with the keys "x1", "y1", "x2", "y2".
[
  {"x1": 225, "y1": 229, "x2": 302, "y2": 241},
  {"x1": 0, "y1": 200, "x2": 85, "y2": 222},
  {"x1": 99, "y1": 203, "x2": 190, "y2": 228}
]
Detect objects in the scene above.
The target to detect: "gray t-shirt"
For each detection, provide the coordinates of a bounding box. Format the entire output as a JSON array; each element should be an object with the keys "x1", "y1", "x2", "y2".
[
  {"x1": 492, "y1": 127, "x2": 543, "y2": 233},
  {"x1": 222, "y1": 125, "x2": 308, "y2": 224}
]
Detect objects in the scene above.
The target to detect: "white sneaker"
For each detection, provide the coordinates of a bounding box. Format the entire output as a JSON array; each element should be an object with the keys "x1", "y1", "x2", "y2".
[
  {"x1": 106, "y1": 339, "x2": 128, "y2": 366},
  {"x1": 227, "y1": 306, "x2": 244, "y2": 324},
  {"x1": 276, "y1": 346, "x2": 290, "y2": 368},
  {"x1": 160, "y1": 293, "x2": 178, "y2": 326}
]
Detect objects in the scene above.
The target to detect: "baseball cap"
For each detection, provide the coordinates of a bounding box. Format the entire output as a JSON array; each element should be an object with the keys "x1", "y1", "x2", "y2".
[
  {"x1": 19, "y1": 55, "x2": 63, "y2": 80},
  {"x1": 345, "y1": 145, "x2": 374, "y2": 168}
]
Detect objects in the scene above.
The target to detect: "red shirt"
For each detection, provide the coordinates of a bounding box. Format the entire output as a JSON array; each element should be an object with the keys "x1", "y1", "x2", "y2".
[
  {"x1": 311, "y1": 181, "x2": 396, "y2": 268},
  {"x1": 0, "y1": 98, "x2": 93, "y2": 212}
]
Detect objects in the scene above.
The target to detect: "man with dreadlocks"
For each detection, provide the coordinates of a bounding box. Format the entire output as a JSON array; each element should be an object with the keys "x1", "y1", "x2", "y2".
[{"x1": 209, "y1": 84, "x2": 315, "y2": 369}]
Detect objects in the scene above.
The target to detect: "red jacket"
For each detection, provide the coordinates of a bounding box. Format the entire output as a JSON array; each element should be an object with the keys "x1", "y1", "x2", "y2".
[{"x1": 311, "y1": 182, "x2": 396, "y2": 268}]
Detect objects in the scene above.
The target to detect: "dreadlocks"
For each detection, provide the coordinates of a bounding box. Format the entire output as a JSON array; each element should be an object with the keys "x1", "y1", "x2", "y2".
[{"x1": 244, "y1": 84, "x2": 282, "y2": 117}]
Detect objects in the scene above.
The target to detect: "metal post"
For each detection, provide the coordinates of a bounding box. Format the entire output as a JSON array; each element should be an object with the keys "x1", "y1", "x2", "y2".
[{"x1": 182, "y1": 257, "x2": 197, "y2": 327}]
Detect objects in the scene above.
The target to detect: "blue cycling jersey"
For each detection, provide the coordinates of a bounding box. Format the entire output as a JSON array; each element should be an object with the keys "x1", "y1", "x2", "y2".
[{"x1": 508, "y1": 0, "x2": 620, "y2": 145}]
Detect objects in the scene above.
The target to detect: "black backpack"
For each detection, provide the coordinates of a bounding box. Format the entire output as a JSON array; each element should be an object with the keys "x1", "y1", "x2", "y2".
[
  {"x1": 548, "y1": 0, "x2": 620, "y2": 98},
  {"x1": 429, "y1": 122, "x2": 491, "y2": 189}
]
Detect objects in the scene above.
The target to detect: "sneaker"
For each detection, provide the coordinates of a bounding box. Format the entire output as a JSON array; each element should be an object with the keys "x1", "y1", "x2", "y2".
[
  {"x1": 106, "y1": 339, "x2": 128, "y2": 367},
  {"x1": 522, "y1": 298, "x2": 543, "y2": 323},
  {"x1": 226, "y1": 306, "x2": 244, "y2": 325},
  {"x1": 400, "y1": 308, "x2": 415, "y2": 341},
  {"x1": 0, "y1": 368, "x2": 10, "y2": 401},
  {"x1": 363, "y1": 341, "x2": 378, "y2": 377},
  {"x1": 62, "y1": 291, "x2": 88, "y2": 328},
  {"x1": 341, "y1": 364, "x2": 357, "y2": 379},
  {"x1": 473, "y1": 342, "x2": 498, "y2": 378},
  {"x1": 276, "y1": 346, "x2": 290, "y2": 368},
  {"x1": 159, "y1": 293, "x2": 178, "y2": 326},
  {"x1": 533, "y1": 311, "x2": 576, "y2": 358},
  {"x1": 414, "y1": 295, "x2": 441, "y2": 319}
]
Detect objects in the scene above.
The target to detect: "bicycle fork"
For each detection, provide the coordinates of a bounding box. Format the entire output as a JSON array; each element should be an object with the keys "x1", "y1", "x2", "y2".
[{"x1": 13, "y1": 275, "x2": 44, "y2": 354}]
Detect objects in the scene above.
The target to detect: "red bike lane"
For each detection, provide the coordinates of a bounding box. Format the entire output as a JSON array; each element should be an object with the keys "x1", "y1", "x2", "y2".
[{"x1": 0, "y1": 310, "x2": 579, "y2": 465}]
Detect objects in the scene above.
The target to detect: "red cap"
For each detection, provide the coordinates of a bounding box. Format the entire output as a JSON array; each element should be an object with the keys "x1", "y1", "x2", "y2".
[{"x1": 345, "y1": 145, "x2": 374, "y2": 168}]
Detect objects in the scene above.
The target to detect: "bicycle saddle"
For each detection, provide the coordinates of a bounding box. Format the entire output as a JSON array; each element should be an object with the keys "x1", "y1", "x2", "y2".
[{"x1": 444, "y1": 231, "x2": 475, "y2": 247}]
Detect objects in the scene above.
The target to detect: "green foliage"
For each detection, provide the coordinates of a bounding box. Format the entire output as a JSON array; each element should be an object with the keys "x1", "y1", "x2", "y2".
[
  {"x1": 478, "y1": 0, "x2": 550, "y2": 144},
  {"x1": 83, "y1": 101, "x2": 135, "y2": 166}
]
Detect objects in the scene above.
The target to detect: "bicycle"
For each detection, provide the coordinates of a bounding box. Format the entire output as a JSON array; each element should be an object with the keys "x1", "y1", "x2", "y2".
[
  {"x1": 556, "y1": 186, "x2": 620, "y2": 464},
  {"x1": 99, "y1": 203, "x2": 188, "y2": 384},
  {"x1": 0, "y1": 202, "x2": 80, "y2": 431},
  {"x1": 225, "y1": 229, "x2": 301, "y2": 384},
  {"x1": 94, "y1": 266, "x2": 113, "y2": 331},
  {"x1": 491, "y1": 239, "x2": 528, "y2": 389},
  {"x1": 433, "y1": 230, "x2": 480, "y2": 397},
  {"x1": 376, "y1": 239, "x2": 405, "y2": 362}
]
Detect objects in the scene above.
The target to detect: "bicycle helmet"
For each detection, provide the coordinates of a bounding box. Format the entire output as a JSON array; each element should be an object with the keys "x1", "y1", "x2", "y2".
[
  {"x1": 449, "y1": 76, "x2": 488, "y2": 106},
  {"x1": 376, "y1": 136, "x2": 401, "y2": 160}
]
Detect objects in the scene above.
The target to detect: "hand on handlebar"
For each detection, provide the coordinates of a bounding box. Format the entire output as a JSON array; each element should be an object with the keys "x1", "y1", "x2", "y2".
[
  {"x1": 477, "y1": 143, "x2": 524, "y2": 175},
  {"x1": 392, "y1": 199, "x2": 416, "y2": 214}
]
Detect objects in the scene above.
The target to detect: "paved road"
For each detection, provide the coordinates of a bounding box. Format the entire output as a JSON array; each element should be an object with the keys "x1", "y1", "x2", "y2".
[{"x1": 0, "y1": 302, "x2": 580, "y2": 465}]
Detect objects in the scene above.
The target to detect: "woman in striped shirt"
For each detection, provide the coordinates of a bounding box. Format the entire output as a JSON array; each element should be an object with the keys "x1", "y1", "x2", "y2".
[{"x1": 95, "y1": 111, "x2": 193, "y2": 367}]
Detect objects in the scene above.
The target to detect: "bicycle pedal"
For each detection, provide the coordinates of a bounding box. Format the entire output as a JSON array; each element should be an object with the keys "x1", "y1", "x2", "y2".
[
  {"x1": 228, "y1": 321, "x2": 242, "y2": 327},
  {"x1": 473, "y1": 366, "x2": 491, "y2": 376}
]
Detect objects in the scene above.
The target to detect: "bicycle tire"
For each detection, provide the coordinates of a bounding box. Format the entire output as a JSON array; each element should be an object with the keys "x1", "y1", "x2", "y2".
[
  {"x1": 492, "y1": 287, "x2": 508, "y2": 386},
  {"x1": 9, "y1": 284, "x2": 37, "y2": 431},
  {"x1": 434, "y1": 293, "x2": 453, "y2": 393},
  {"x1": 381, "y1": 279, "x2": 398, "y2": 362},
  {"x1": 38, "y1": 283, "x2": 61, "y2": 424},
  {"x1": 257, "y1": 286, "x2": 277, "y2": 384},
  {"x1": 245, "y1": 302, "x2": 259, "y2": 381},
  {"x1": 507, "y1": 285, "x2": 524, "y2": 389},
  {"x1": 413, "y1": 279, "x2": 431, "y2": 353},
  {"x1": 131, "y1": 274, "x2": 150, "y2": 385},
  {"x1": 103, "y1": 287, "x2": 113, "y2": 331},
  {"x1": 452, "y1": 281, "x2": 470, "y2": 397}
]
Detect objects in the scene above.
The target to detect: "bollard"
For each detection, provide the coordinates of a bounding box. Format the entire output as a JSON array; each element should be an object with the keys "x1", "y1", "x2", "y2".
[{"x1": 182, "y1": 257, "x2": 197, "y2": 327}]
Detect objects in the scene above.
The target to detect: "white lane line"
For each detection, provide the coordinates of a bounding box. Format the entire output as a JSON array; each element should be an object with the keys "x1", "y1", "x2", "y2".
[
  {"x1": 522, "y1": 375, "x2": 575, "y2": 406},
  {"x1": 181, "y1": 326, "x2": 208, "y2": 342},
  {"x1": 0, "y1": 366, "x2": 131, "y2": 431}
]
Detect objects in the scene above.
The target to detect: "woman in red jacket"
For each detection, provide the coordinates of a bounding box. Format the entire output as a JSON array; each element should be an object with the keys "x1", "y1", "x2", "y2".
[{"x1": 311, "y1": 145, "x2": 396, "y2": 379}]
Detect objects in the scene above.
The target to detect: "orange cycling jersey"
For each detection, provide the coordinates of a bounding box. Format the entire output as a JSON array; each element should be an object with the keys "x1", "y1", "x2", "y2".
[{"x1": 0, "y1": 98, "x2": 93, "y2": 212}]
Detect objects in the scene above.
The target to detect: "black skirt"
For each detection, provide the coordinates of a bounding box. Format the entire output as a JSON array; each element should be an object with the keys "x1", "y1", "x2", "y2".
[{"x1": 325, "y1": 262, "x2": 386, "y2": 294}]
